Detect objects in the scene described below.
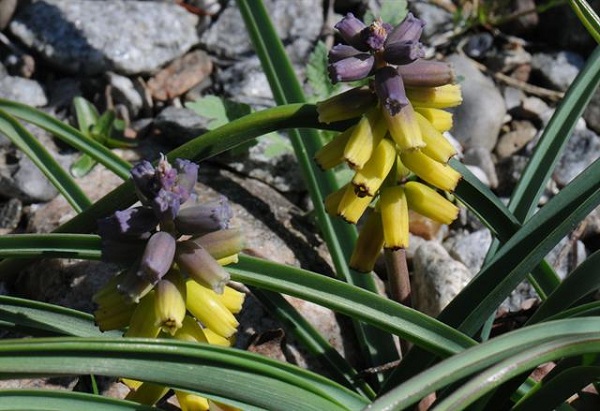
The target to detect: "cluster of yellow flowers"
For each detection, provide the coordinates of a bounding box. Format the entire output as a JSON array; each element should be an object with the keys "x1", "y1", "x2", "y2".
[
  {"x1": 94, "y1": 157, "x2": 245, "y2": 410},
  {"x1": 316, "y1": 13, "x2": 463, "y2": 272}
]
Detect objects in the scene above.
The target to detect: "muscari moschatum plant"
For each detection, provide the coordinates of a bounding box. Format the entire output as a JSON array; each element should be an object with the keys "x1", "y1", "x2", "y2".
[{"x1": 0, "y1": 0, "x2": 598, "y2": 410}]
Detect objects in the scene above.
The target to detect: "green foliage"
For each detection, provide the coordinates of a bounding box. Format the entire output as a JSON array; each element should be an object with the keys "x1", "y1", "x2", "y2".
[
  {"x1": 186, "y1": 95, "x2": 252, "y2": 129},
  {"x1": 363, "y1": 0, "x2": 408, "y2": 26},
  {"x1": 70, "y1": 97, "x2": 135, "y2": 178},
  {"x1": 306, "y1": 41, "x2": 341, "y2": 103}
]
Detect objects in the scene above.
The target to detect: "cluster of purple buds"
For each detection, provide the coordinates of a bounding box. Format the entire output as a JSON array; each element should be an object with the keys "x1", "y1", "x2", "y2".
[
  {"x1": 329, "y1": 13, "x2": 454, "y2": 116},
  {"x1": 98, "y1": 155, "x2": 237, "y2": 301}
]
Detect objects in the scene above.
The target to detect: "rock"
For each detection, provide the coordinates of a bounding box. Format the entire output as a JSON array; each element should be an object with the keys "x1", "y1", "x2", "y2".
[
  {"x1": 583, "y1": 88, "x2": 600, "y2": 134},
  {"x1": 0, "y1": 0, "x2": 17, "y2": 30},
  {"x1": 495, "y1": 154, "x2": 529, "y2": 197},
  {"x1": 411, "y1": 2, "x2": 453, "y2": 43},
  {"x1": 10, "y1": 0, "x2": 200, "y2": 75},
  {"x1": 531, "y1": 51, "x2": 585, "y2": 92},
  {"x1": 409, "y1": 211, "x2": 447, "y2": 241},
  {"x1": 500, "y1": 281, "x2": 538, "y2": 313},
  {"x1": 202, "y1": 0, "x2": 323, "y2": 63},
  {"x1": 152, "y1": 106, "x2": 211, "y2": 147},
  {"x1": 217, "y1": 56, "x2": 274, "y2": 107},
  {"x1": 0, "y1": 197, "x2": 22, "y2": 233},
  {"x1": 465, "y1": 164, "x2": 491, "y2": 187},
  {"x1": 498, "y1": 0, "x2": 539, "y2": 35},
  {"x1": 485, "y1": 44, "x2": 532, "y2": 74},
  {"x1": 446, "y1": 54, "x2": 506, "y2": 151},
  {"x1": 106, "y1": 72, "x2": 144, "y2": 119},
  {"x1": 463, "y1": 146, "x2": 499, "y2": 188},
  {"x1": 546, "y1": 236, "x2": 587, "y2": 280},
  {"x1": 444, "y1": 229, "x2": 492, "y2": 274},
  {"x1": 495, "y1": 120, "x2": 538, "y2": 159},
  {"x1": 0, "y1": 74, "x2": 47, "y2": 107},
  {"x1": 224, "y1": 132, "x2": 304, "y2": 195},
  {"x1": 0, "y1": 149, "x2": 59, "y2": 203},
  {"x1": 463, "y1": 33, "x2": 494, "y2": 60},
  {"x1": 553, "y1": 127, "x2": 600, "y2": 187},
  {"x1": 582, "y1": 205, "x2": 600, "y2": 250},
  {"x1": 26, "y1": 162, "x2": 125, "y2": 233},
  {"x1": 147, "y1": 50, "x2": 213, "y2": 101},
  {"x1": 412, "y1": 241, "x2": 474, "y2": 317},
  {"x1": 514, "y1": 95, "x2": 551, "y2": 124}
]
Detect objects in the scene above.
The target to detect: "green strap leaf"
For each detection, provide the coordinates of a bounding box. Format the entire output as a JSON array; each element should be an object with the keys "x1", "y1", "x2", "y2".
[
  {"x1": 0, "y1": 109, "x2": 92, "y2": 212},
  {"x1": 513, "y1": 366, "x2": 600, "y2": 411},
  {"x1": 367, "y1": 318, "x2": 600, "y2": 411},
  {"x1": 0, "y1": 99, "x2": 131, "y2": 179},
  {"x1": 230, "y1": 255, "x2": 475, "y2": 356},
  {"x1": 0, "y1": 234, "x2": 101, "y2": 260},
  {"x1": 0, "y1": 295, "x2": 119, "y2": 338},
  {"x1": 0, "y1": 389, "x2": 158, "y2": 411},
  {"x1": 250, "y1": 288, "x2": 376, "y2": 399},
  {"x1": 0, "y1": 338, "x2": 369, "y2": 411},
  {"x1": 528, "y1": 249, "x2": 600, "y2": 323},
  {"x1": 433, "y1": 335, "x2": 600, "y2": 410}
]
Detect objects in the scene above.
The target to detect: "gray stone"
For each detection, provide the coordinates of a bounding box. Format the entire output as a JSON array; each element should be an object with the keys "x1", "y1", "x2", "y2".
[
  {"x1": 546, "y1": 236, "x2": 587, "y2": 280},
  {"x1": 411, "y1": 2, "x2": 453, "y2": 43},
  {"x1": 447, "y1": 54, "x2": 506, "y2": 151},
  {"x1": 495, "y1": 121, "x2": 538, "y2": 159},
  {"x1": 0, "y1": 149, "x2": 59, "y2": 203},
  {"x1": 444, "y1": 229, "x2": 492, "y2": 274},
  {"x1": 152, "y1": 106, "x2": 210, "y2": 147},
  {"x1": 10, "y1": 0, "x2": 199, "y2": 75},
  {"x1": 465, "y1": 165, "x2": 491, "y2": 187},
  {"x1": 106, "y1": 72, "x2": 144, "y2": 119},
  {"x1": 202, "y1": 0, "x2": 323, "y2": 63},
  {"x1": 516, "y1": 96, "x2": 551, "y2": 123},
  {"x1": 553, "y1": 127, "x2": 600, "y2": 187},
  {"x1": 503, "y1": 86, "x2": 526, "y2": 113},
  {"x1": 0, "y1": 75, "x2": 47, "y2": 107},
  {"x1": 495, "y1": 154, "x2": 529, "y2": 197},
  {"x1": 412, "y1": 241, "x2": 474, "y2": 317},
  {"x1": 463, "y1": 146, "x2": 498, "y2": 188},
  {"x1": 584, "y1": 87, "x2": 600, "y2": 135},
  {"x1": 0, "y1": 197, "x2": 22, "y2": 231},
  {"x1": 217, "y1": 56, "x2": 274, "y2": 107},
  {"x1": 531, "y1": 51, "x2": 585, "y2": 92},
  {"x1": 225, "y1": 133, "x2": 303, "y2": 194}
]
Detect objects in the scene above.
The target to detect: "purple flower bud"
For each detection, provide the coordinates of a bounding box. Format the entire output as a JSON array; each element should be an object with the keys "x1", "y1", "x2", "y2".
[
  {"x1": 174, "y1": 196, "x2": 233, "y2": 236},
  {"x1": 131, "y1": 160, "x2": 157, "y2": 203},
  {"x1": 117, "y1": 264, "x2": 153, "y2": 303},
  {"x1": 360, "y1": 19, "x2": 392, "y2": 51},
  {"x1": 328, "y1": 54, "x2": 375, "y2": 83},
  {"x1": 375, "y1": 66, "x2": 409, "y2": 116},
  {"x1": 138, "y1": 231, "x2": 176, "y2": 284},
  {"x1": 173, "y1": 159, "x2": 199, "y2": 204},
  {"x1": 335, "y1": 13, "x2": 369, "y2": 51},
  {"x1": 398, "y1": 60, "x2": 455, "y2": 87},
  {"x1": 383, "y1": 40, "x2": 425, "y2": 65},
  {"x1": 98, "y1": 207, "x2": 158, "y2": 239},
  {"x1": 192, "y1": 228, "x2": 245, "y2": 260},
  {"x1": 329, "y1": 44, "x2": 362, "y2": 63},
  {"x1": 152, "y1": 189, "x2": 181, "y2": 223},
  {"x1": 176, "y1": 240, "x2": 231, "y2": 294},
  {"x1": 385, "y1": 13, "x2": 425, "y2": 46}
]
